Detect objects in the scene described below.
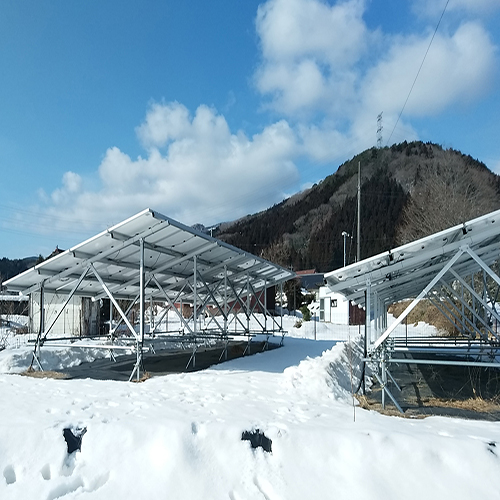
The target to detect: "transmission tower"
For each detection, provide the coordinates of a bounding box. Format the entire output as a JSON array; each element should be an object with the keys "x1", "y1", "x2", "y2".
[{"x1": 377, "y1": 112, "x2": 383, "y2": 148}]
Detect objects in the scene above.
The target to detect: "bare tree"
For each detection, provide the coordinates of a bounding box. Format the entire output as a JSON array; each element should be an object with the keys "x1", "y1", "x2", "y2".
[{"x1": 396, "y1": 160, "x2": 500, "y2": 244}]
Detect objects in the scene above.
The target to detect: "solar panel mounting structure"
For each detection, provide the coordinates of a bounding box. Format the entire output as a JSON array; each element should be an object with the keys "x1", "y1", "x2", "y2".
[
  {"x1": 325, "y1": 209, "x2": 500, "y2": 412},
  {"x1": 5, "y1": 209, "x2": 295, "y2": 380}
]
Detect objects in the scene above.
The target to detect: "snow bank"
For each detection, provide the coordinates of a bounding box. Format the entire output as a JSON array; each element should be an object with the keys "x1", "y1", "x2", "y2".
[
  {"x1": 0, "y1": 344, "x2": 115, "y2": 374},
  {"x1": 284, "y1": 336, "x2": 365, "y2": 401}
]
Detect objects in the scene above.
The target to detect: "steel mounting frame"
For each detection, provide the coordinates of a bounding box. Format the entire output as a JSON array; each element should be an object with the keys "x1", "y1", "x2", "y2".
[
  {"x1": 325, "y1": 209, "x2": 500, "y2": 412},
  {"x1": 5, "y1": 209, "x2": 294, "y2": 380}
]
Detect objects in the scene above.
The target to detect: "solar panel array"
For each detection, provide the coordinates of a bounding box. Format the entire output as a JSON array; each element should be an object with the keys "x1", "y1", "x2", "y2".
[{"x1": 5, "y1": 209, "x2": 295, "y2": 303}]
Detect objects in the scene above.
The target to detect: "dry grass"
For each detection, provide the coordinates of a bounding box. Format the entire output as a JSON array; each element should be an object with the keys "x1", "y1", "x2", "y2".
[
  {"x1": 356, "y1": 392, "x2": 500, "y2": 419},
  {"x1": 131, "y1": 371, "x2": 151, "y2": 383},
  {"x1": 424, "y1": 396, "x2": 500, "y2": 412},
  {"x1": 354, "y1": 394, "x2": 423, "y2": 418},
  {"x1": 388, "y1": 300, "x2": 459, "y2": 336},
  {"x1": 20, "y1": 368, "x2": 69, "y2": 379}
]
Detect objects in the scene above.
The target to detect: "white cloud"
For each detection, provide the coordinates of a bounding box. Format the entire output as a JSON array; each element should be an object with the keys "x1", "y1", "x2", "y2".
[
  {"x1": 41, "y1": 103, "x2": 299, "y2": 231},
  {"x1": 362, "y1": 22, "x2": 496, "y2": 118},
  {"x1": 255, "y1": 0, "x2": 368, "y2": 117},
  {"x1": 50, "y1": 171, "x2": 83, "y2": 204},
  {"x1": 135, "y1": 101, "x2": 191, "y2": 149}
]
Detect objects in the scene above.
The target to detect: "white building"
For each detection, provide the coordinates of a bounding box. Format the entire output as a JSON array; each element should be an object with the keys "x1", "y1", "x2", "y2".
[
  {"x1": 29, "y1": 291, "x2": 101, "y2": 338},
  {"x1": 318, "y1": 287, "x2": 349, "y2": 323},
  {"x1": 318, "y1": 286, "x2": 365, "y2": 325}
]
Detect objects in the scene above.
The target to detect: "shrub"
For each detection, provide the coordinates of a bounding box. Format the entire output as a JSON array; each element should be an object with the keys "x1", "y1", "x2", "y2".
[{"x1": 300, "y1": 305, "x2": 311, "y2": 321}]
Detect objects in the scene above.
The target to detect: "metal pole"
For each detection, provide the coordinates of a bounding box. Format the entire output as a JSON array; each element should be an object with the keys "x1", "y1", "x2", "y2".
[
  {"x1": 138, "y1": 237, "x2": 145, "y2": 380},
  {"x1": 280, "y1": 282, "x2": 283, "y2": 331},
  {"x1": 293, "y1": 279, "x2": 296, "y2": 316},
  {"x1": 246, "y1": 272, "x2": 250, "y2": 333},
  {"x1": 381, "y1": 347, "x2": 386, "y2": 409},
  {"x1": 193, "y1": 255, "x2": 197, "y2": 335},
  {"x1": 40, "y1": 284, "x2": 45, "y2": 341},
  {"x1": 264, "y1": 279, "x2": 267, "y2": 333},
  {"x1": 357, "y1": 161, "x2": 361, "y2": 263},
  {"x1": 314, "y1": 311, "x2": 317, "y2": 340},
  {"x1": 405, "y1": 315, "x2": 408, "y2": 346},
  {"x1": 36, "y1": 283, "x2": 45, "y2": 368},
  {"x1": 150, "y1": 294, "x2": 154, "y2": 331},
  {"x1": 342, "y1": 231, "x2": 347, "y2": 267},
  {"x1": 224, "y1": 265, "x2": 228, "y2": 331},
  {"x1": 366, "y1": 278, "x2": 371, "y2": 345},
  {"x1": 224, "y1": 265, "x2": 228, "y2": 360}
]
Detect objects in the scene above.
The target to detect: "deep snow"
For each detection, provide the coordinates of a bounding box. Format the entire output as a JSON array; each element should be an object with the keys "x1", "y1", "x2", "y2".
[{"x1": 1, "y1": 315, "x2": 500, "y2": 499}]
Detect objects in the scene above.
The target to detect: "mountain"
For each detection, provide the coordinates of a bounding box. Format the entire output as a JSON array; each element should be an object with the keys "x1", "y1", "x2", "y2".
[
  {"x1": 215, "y1": 141, "x2": 500, "y2": 273},
  {"x1": 0, "y1": 256, "x2": 39, "y2": 285}
]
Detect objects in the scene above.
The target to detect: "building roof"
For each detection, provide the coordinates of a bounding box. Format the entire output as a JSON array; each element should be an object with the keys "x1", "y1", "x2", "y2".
[{"x1": 298, "y1": 273, "x2": 325, "y2": 291}]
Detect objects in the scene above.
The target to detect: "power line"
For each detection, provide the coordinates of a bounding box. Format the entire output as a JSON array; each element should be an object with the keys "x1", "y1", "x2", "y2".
[{"x1": 386, "y1": 0, "x2": 450, "y2": 145}]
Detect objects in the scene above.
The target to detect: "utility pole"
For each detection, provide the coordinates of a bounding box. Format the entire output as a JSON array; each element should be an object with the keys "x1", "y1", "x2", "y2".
[
  {"x1": 357, "y1": 161, "x2": 361, "y2": 263},
  {"x1": 341, "y1": 231, "x2": 350, "y2": 267}
]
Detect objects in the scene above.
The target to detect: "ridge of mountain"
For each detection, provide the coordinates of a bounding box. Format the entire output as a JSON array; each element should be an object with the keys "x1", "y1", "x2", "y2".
[{"x1": 215, "y1": 141, "x2": 500, "y2": 273}]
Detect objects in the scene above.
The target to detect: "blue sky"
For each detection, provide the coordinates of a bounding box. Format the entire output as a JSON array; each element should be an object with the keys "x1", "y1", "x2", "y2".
[{"x1": 1, "y1": 0, "x2": 500, "y2": 259}]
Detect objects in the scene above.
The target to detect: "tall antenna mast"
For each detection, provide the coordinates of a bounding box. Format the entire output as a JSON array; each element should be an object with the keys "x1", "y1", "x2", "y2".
[
  {"x1": 377, "y1": 112, "x2": 383, "y2": 149},
  {"x1": 357, "y1": 161, "x2": 361, "y2": 262}
]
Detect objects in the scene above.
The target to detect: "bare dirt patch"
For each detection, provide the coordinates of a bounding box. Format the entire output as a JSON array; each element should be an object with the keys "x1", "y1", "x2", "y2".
[{"x1": 20, "y1": 369, "x2": 69, "y2": 380}]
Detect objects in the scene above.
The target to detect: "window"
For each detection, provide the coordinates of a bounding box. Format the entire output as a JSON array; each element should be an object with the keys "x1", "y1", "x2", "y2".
[{"x1": 331, "y1": 299, "x2": 337, "y2": 308}]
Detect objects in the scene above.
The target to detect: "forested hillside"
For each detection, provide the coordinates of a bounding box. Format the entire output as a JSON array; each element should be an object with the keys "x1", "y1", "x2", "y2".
[
  {"x1": 0, "y1": 257, "x2": 38, "y2": 284},
  {"x1": 215, "y1": 141, "x2": 500, "y2": 272}
]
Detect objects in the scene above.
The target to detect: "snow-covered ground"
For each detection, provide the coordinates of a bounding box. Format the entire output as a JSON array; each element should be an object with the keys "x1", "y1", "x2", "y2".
[{"x1": 1, "y1": 315, "x2": 499, "y2": 499}]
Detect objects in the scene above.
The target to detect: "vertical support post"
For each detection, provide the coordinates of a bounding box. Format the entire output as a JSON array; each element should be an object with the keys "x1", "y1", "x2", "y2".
[
  {"x1": 280, "y1": 282, "x2": 283, "y2": 332},
  {"x1": 405, "y1": 315, "x2": 408, "y2": 346},
  {"x1": 29, "y1": 293, "x2": 33, "y2": 335},
  {"x1": 109, "y1": 299, "x2": 114, "y2": 341},
  {"x1": 150, "y1": 294, "x2": 154, "y2": 331},
  {"x1": 366, "y1": 278, "x2": 371, "y2": 345},
  {"x1": 246, "y1": 272, "x2": 251, "y2": 355},
  {"x1": 30, "y1": 283, "x2": 45, "y2": 371},
  {"x1": 264, "y1": 279, "x2": 267, "y2": 333},
  {"x1": 461, "y1": 280, "x2": 465, "y2": 335},
  {"x1": 39, "y1": 283, "x2": 45, "y2": 342},
  {"x1": 193, "y1": 255, "x2": 197, "y2": 335},
  {"x1": 246, "y1": 272, "x2": 250, "y2": 333},
  {"x1": 224, "y1": 265, "x2": 228, "y2": 360},
  {"x1": 357, "y1": 289, "x2": 367, "y2": 396},
  {"x1": 483, "y1": 270, "x2": 488, "y2": 327},
  {"x1": 138, "y1": 237, "x2": 145, "y2": 381},
  {"x1": 224, "y1": 266, "x2": 228, "y2": 334},
  {"x1": 381, "y1": 347, "x2": 387, "y2": 409},
  {"x1": 180, "y1": 298, "x2": 183, "y2": 334},
  {"x1": 37, "y1": 283, "x2": 45, "y2": 368},
  {"x1": 471, "y1": 273, "x2": 476, "y2": 331},
  {"x1": 128, "y1": 239, "x2": 146, "y2": 382}
]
